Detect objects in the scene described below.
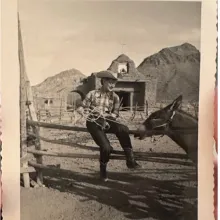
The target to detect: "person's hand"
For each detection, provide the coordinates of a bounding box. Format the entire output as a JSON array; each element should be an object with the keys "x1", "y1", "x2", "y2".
[
  {"x1": 76, "y1": 106, "x2": 91, "y2": 116},
  {"x1": 76, "y1": 106, "x2": 84, "y2": 115},
  {"x1": 110, "y1": 113, "x2": 117, "y2": 119},
  {"x1": 104, "y1": 113, "x2": 117, "y2": 122}
]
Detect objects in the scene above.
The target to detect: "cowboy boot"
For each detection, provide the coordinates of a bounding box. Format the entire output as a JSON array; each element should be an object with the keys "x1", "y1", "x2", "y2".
[
  {"x1": 100, "y1": 162, "x2": 108, "y2": 182},
  {"x1": 124, "y1": 148, "x2": 141, "y2": 169}
]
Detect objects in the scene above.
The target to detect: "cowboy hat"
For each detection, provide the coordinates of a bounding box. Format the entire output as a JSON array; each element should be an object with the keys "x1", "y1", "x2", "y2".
[{"x1": 96, "y1": 70, "x2": 118, "y2": 80}]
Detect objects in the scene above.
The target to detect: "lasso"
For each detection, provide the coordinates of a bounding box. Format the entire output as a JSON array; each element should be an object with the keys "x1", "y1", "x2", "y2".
[
  {"x1": 76, "y1": 106, "x2": 129, "y2": 130},
  {"x1": 75, "y1": 107, "x2": 163, "y2": 143}
]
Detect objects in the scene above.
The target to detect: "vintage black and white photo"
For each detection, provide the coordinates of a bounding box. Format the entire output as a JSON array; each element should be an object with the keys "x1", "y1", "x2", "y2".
[{"x1": 19, "y1": 1, "x2": 202, "y2": 219}]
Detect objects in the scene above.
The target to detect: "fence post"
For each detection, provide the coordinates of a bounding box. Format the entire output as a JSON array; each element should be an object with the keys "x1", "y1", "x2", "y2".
[
  {"x1": 25, "y1": 83, "x2": 45, "y2": 186},
  {"x1": 59, "y1": 98, "x2": 62, "y2": 122},
  {"x1": 18, "y1": 14, "x2": 30, "y2": 188},
  {"x1": 145, "y1": 100, "x2": 148, "y2": 117},
  {"x1": 20, "y1": 107, "x2": 30, "y2": 188},
  {"x1": 32, "y1": 126, "x2": 44, "y2": 185}
]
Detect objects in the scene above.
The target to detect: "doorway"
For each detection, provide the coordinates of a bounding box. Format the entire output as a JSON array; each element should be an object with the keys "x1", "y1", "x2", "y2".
[{"x1": 115, "y1": 91, "x2": 130, "y2": 111}]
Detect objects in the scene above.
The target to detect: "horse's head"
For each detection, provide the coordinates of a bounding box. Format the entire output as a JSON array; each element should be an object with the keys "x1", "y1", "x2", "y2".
[{"x1": 135, "y1": 95, "x2": 183, "y2": 139}]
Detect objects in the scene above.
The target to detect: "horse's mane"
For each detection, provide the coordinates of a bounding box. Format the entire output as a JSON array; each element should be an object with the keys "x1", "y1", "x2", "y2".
[{"x1": 176, "y1": 109, "x2": 198, "y2": 123}]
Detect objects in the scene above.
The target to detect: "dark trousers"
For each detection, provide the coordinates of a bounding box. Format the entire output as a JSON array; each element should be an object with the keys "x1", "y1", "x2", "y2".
[{"x1": 86, "y1": 117, "x2": 132, "y2": 164}]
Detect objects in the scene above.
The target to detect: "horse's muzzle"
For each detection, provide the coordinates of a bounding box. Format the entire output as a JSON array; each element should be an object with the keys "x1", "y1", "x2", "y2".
[{"x1": 134, "y1": 124, "x2": 149, "y2": 140}]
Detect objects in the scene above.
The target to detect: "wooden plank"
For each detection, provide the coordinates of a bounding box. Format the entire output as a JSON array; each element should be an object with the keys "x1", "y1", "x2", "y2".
[
  {"x1": 20, "y1": 155, "x2": 33, "y2": 165},
  {"x1": 24, "y1": 65, "x2": 44, "y2": 185},
  {"x1": 27, "y1": 152, "x2": 193, "y2": 166},
  {"x1": 27, "y1": 149, "x2": 190, "y2": 161},
  {"x1": 18, "y1": 14, "x2": 44, "y2": 187},
  {"x1": 28, "y1": 119, "x2": 197, "y2": 134},
  {"x1": 20, "y1": 155, "x2": 28, "y2": 163},
  {"x1": 33, "y1": 131, "x2": 44, "y2": 186},
  {"x1": 26, "y1": 134, "x2": 189, "y2": 159},
  {"x1": 20, "y1": 166, "x2": 36, "y2": 174},
  {"x1": 27, "y1": 120, "x2": 140, "y2": 135},
  {"x1": 27, "y1": 149, "x2": 125, "y2": 160},
  {"x1": 28, "y1": 161, "x2": 76, "y2": 174},
  {"x1": 18, "y1": 13, "x2": 30, "y2": 188}
]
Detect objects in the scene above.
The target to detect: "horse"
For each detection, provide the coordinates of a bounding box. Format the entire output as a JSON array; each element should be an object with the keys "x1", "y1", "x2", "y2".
[{"x1": 134, "y1": 95, "x2": 198, "y2": 165}]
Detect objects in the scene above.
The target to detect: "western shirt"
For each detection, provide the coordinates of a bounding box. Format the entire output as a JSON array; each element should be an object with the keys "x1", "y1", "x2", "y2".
[{"x1": 82, "y1": 89, "x2": 120, "y2": 117}]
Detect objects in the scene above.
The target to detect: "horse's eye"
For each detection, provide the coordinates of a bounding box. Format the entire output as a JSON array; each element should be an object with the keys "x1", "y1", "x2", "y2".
[{"x1": 152, "y1": 115, "x2": 159, "y2": 120}]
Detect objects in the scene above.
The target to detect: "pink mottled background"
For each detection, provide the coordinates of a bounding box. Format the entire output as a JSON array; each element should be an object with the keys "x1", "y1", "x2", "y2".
[
  {"x1": 0, "y1": 104, "x2": 2, "y2": 214},
  {"x1": 0, "y1": 104, "x2": 2, "y2": 216},
  {"x1": 214, "y1": 86, "x2": 218, "y2": 220}
]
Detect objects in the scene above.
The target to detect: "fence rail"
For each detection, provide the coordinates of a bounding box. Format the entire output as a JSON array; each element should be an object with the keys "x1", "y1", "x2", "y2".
[
  {"x1": 35, "y1": 101, "x2": 198, "y2": 124},
  {"x1": 27, "y1": 119, "x2": 139, "y2": 134}
]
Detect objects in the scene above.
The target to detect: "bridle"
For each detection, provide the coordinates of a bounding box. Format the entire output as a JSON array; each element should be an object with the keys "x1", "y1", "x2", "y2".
[
  {"x1": 150, "y1": 110, "x2": 198, "y2": 135},
  {"x1": 151, "y1": 111, "x2": 176, "y2": 130}
]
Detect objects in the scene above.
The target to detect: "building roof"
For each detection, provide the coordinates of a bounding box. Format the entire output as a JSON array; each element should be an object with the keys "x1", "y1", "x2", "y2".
[
  {"x1": 107, "y1": 54, "x2": 147, "y2": 81},
  {"x1": 86, "y1": 54, "x2": 155, "y2": 82}
]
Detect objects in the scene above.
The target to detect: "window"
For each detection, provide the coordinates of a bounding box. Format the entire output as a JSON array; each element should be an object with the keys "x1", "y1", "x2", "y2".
[{"x1": 118, "y1": 63, "x2": 128, "y2": 74}]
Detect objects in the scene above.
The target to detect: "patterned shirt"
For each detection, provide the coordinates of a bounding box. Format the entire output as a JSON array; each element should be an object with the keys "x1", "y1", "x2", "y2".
[{"x1": 82, "y1": 89, "x2": 120, "y2": 117}]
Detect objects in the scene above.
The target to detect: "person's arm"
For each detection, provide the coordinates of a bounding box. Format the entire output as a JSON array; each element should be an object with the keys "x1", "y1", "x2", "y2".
[
  {"x1": 111, "y1": 93, "x2": 120, "y2": 118},
  {"x1": 76, "y1": 90, "x2": 94, "y2": 115}
]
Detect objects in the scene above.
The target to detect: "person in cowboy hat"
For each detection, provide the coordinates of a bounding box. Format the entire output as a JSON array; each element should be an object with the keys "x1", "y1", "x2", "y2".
[{"x1": 77, "y1": 70, "x2": 140, "y2": 182}]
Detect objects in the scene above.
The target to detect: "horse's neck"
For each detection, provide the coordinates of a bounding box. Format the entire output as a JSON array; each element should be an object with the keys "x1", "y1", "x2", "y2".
[
  {"x1": 170, "y1": 110, "x2": 198, "y2": 130},
  {"x1": 167, "y1": 110, "x2": 198, "y2": 161}
]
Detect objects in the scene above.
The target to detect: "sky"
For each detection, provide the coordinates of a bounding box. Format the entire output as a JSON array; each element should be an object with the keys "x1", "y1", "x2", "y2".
[{"x1": 18, "y1": 0, "x2": 201, "y2": 86}]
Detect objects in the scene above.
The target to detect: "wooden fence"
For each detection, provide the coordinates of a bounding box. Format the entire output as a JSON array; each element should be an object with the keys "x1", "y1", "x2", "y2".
[
  {"x1": 21, "y1": 119, "x2": 140, "y2": 188},
  {"x1": 22, "y1": 118, "x2": 192, "y2": 188}
]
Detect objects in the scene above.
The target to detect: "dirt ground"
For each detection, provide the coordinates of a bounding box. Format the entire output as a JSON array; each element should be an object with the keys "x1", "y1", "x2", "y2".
[{"x1": 21, "y1": 120, "x2": 198, "y2": 220}]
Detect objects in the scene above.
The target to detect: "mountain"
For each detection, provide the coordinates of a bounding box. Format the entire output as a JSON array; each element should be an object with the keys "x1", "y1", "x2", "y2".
[
  {"x1": 137, "y1": 43, "x2": 200, "y2": 102},
  {"x1": 32, "y1": 68, "x2": 85, "y2": 97}
]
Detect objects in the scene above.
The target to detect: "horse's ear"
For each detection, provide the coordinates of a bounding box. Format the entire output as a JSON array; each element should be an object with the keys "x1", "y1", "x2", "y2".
[{"x1": 169, "y1": 95, "x2": 182, "y2": 111}]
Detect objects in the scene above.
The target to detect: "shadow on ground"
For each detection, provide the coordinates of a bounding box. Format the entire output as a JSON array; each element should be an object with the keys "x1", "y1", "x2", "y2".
[{"x1": 38, "y1": 164, "x2": 197, "y2": 220}]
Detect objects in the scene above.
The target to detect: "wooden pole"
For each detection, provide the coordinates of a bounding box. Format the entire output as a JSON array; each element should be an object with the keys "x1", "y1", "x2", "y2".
[
  {"x1": 27, "y1": 149, "x2": 126, "y2": 160},
  {"x1": 25, "y1": 86, "x2": 44, "y2": 185},
  {"x1": 27, "y1": 149, "x2": 188, "y2": 160},
  {"x1": 131, "y1": 102, "x2": 137, "y2": 121},
  {"x1": 28, "y1": 161, "x2": 78, "y2": 174},
  {"x1": 130, "y1": 92, "x2": 133, "y2": 112},
  {"x1": 18, "y1": 13, "x2": 44, "y2": 187},
  {"x1": 27, "y1": 133, "x2": 189, "y2": 159},
  {"x1": 18, "y1": 13, "x2": 30, "y2": 188},
  {"x1": 59, "y1": 94, "x2": 62, "y2": 123},
  {"x1": 145, "y1": 100, "x2": 148, "y2": 117},
  {"x1": 27, "y1": 119, "x2": 140, "y2": 135},
  {"x1": 28, "y1": 161, "x2": 195, "y2": 177},
  {"x1": 28, "y1": 154, "x2": 193, "y2": 169}
]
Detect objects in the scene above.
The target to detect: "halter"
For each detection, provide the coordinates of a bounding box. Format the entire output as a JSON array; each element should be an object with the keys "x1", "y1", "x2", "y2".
[
  {"x1": 152, "y1": 111, "x2": 176, "y2": 130},
  {"x1": 151, "y1": 110, "x2": 198, "y2": 135}
]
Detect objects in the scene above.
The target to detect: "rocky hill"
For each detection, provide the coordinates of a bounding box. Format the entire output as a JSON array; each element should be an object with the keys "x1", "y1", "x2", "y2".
[
  {"x1": 137, "y1": 43, "x2": 200, "y2": 102},
  {"x1": 32, "y1": 68, "x2": 85, "y2": 97}
]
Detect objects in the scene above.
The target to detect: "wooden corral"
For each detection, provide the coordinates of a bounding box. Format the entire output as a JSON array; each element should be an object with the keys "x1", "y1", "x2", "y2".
[
  {"x1": 36, "y1": 108, "x2": 75, "y2": 123},
  {"x1": 33, "y1": 89, "x2": 82, "y2": 112}
]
